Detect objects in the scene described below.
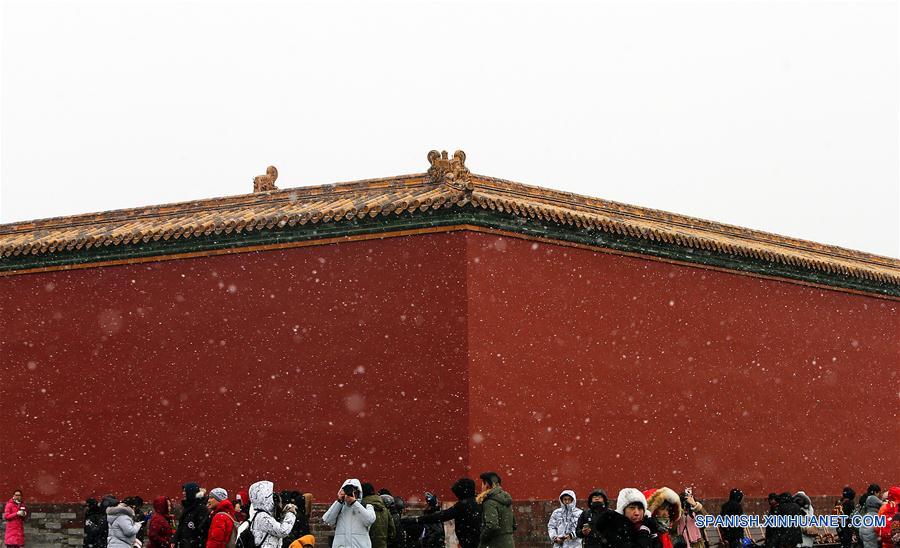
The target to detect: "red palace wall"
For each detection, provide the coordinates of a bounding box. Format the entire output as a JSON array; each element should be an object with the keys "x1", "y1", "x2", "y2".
[
  {"x1": 465, "y1": 232, "x2": 899, "y2": 500},
  {"x1": 1, "y1": 230, "x2": 897, "y2": 503},
  {"x1": 0, "y1": 233, "x2": 470, "y2": 502}
]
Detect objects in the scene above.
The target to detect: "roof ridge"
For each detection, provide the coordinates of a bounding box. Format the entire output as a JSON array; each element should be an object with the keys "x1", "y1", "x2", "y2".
[
  {"x1": 470, "y1": 174, "x2": 900, "y2": 267},
  {"x1": 0, "y1": 173, "x2": 431, "y2": 235}
]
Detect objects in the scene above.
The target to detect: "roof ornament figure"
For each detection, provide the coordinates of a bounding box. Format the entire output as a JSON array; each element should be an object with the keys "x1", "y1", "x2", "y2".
[
  {"x1": 427, "y1": 150, "x2": 472, "y2": 190},
  {"x1": 253, "y1": 165, "x2": 279, "y2": 193}
]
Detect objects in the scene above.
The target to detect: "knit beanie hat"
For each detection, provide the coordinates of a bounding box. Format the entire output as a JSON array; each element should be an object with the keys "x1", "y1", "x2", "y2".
[{"x1": 209, "y1": 488, "x2": 228, "y2": 502}]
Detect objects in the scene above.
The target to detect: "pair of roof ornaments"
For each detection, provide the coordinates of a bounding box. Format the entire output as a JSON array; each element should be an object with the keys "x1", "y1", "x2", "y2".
[{"x1": 252, "y1": 149, "x2": 471, "y2": 193}]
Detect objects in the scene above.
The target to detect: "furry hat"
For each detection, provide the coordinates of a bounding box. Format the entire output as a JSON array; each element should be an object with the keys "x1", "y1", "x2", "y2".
[
  {"x1": 616, "y1": 488, "x2": 648, "y2": 514},
  {"x1": 644, "y1": 487, "x2": 682, "y2": 519}
]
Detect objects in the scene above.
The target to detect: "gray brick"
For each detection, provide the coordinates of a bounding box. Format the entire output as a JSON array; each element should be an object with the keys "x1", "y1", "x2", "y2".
[{"x1": 59, "y1": 512, "x2": 77, "y2": 519}]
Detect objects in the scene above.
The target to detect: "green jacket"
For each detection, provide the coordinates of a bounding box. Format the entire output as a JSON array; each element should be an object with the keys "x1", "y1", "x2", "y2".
[
  {"x1": 362, "y1": 495, "x2": 395, "y2": 548},
  {"x1": 478, "y1": 487, "x2": 516, "y2": 548}
]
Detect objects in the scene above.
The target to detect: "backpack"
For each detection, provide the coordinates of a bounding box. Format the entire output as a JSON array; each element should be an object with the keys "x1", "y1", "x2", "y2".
[
  {"x1": 219, "y1": 512, "x2": 238, "y2": 548},
  {"x1": 237, "y1": 511, "x2": 269, "y2": 548}
]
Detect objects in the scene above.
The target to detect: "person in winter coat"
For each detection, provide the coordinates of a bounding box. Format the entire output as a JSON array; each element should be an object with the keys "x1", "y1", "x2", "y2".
[
  {"x1": 250, "y1": 480, "x2": 298, "y2": 548},
  {"x1": 205, "y1": 488, "x2": 236, "y2": 548},
  {"x1": 644, "y1": 488, "x2": 681, "y2": 548},
  {"x1": 612, "y1": 488, "x2": 665, "y2": 548},
  {"x1": 769, "y1": 493, "x2": 803, "y2": 548},
  {"x1": 234, "y1": 491, "x2": 250, "y2": 524},
  {"x1": 720, "y1": 489, "x2": 745, "y2": 548},
  {"x1": 124, "y1": 497, "x2": 148, "y2": 544},
  {"x1": 382, "y1": 495, "x2": 407, "y2": 548},
  {"x1": 419, "y1": 492, "x2": 446, "y2": 548},
  {"x1": 879, "y1": 487, "x2": 900, "y2": 548},
  {"x1": 107, "y1": 501, "x2": 143, "y2": 548},
  {"x1": 4, "y1": 489, "x2": 27, "y2": 548},
  {"x1": 575, "y1": 489, "x2": 612, "y2": 548},
  {"x1": 175, "y1": 483, "x2": 209, "y2": 548},
  {"x1": 837, "y1": 488, "x2": 857, "y2": 548},
  {"x1": 548, "y1": 489, "x2": 582, "y2": 548},
  {"x1": 407, "y1": 478, "x2": 482, "y2": 548},
  {"x1": 322, "y1": 479, "x2": 377, "y2": 548},
  {"x1": 98, "y1": 495, "x2": 119, "y2": 548},
  {"x1": 85, "y1": 498, "x2": 107, "y2": 548},
  {"x1": 860, "y1": 496, "x2": 884, "y2": 548},
  {"x1": 476, "y1": 472, "x2": 515, "y2": 548},
  {"x1": 794, "y1": 491, "x2": 817, "y2": 547},
  {"x1": 671, "y1": 490, "x2": 706, "y2": 548},
  {"x1": 360, "y1": 484, "x2": 395, "y2": 548},
  {"x1": 146, "y1": 496, "x2": 174, "y2": 548}
]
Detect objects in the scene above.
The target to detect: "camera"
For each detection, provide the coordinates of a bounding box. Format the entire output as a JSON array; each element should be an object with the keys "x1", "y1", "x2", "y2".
[{"x1": 342, "y1": 485, "x2": 359, "y2": 498}]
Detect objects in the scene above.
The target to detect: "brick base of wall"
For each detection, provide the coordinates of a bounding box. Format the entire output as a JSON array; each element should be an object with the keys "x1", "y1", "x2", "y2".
[{"x1": 1, "y1": 496, "x2": 839, "y2": 548}]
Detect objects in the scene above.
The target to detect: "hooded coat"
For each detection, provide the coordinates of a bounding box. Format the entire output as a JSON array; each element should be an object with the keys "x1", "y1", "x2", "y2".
[
  {"x1": 548, "y1": 490, "x2": 583, "y2": 548},
  {"x1": 878, "y1": 487, "x2": 900, "y2": 548},
  {"x1": 415, "y1": 478, "x2": 482, "y2": 548},
  {"x1": 611, "y1": 489, "x2": 665, "y2": 548},
  {"x1": 147, "y1": 496, "x2": 174, "y2": 548},
  {"x1": 361, "y1": 493, "x2": 394, "y2": 548},
  {"x1": 794, "y1": 492, "x2": 816, "y2": 548},
  {"x1": 720, "y1": 489, "x2": 745, "y2": 547},
  {"x1": 322, "y1": 479, "x2": 377, "y2": 548},
  {"x1": 576, "y1": 489, "x2": 612, "y2": 548},
  {"x1": 107, "y1": 504, "x2": 143, "y2": 548},
  {"x1": 861, "y1": 496, "x2": 884, "y2": 548},
  {"x1": 477, "y1": 486, "x2": 516, "y2": 548},
  {"x1": 249, "y1": 481, "x2": 297, "y2": 548}
]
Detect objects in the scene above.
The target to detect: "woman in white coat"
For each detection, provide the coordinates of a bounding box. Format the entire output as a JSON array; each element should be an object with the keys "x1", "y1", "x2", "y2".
[
  {"x1": 249, "y1": 480, "x2": 297, "y2": 548},
  {"x1": 322, "y1": 479, "x2": 377, "y2": 548},
  {"x1": 106, "y1": 501, "x2": 143, "y2": 548}
]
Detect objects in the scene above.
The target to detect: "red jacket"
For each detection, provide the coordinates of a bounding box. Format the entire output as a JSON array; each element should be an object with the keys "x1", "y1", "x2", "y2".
[
  {"x1": 3, "y1": 498, "x2": 26, "y2": 546},
  {"x1": 206, "y1": 499, "x2": 236, "y2": 548},
  {"x1": 879, "y1": 487, "x2": 900, "y2": 548},
  {"x1": 146, "y1": 496, "x2": 174, "y2": 548}
]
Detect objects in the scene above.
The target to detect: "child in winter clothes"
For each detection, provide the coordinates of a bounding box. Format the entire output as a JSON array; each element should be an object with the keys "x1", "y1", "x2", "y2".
[{"x1": 548, "y1": 489, "x2": 582, "y2": 548}]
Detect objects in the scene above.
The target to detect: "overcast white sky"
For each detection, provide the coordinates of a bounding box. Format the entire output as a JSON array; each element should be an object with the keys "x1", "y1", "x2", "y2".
[{"x1": 1, "y1": 0, "x2": 898, "y2": 257}]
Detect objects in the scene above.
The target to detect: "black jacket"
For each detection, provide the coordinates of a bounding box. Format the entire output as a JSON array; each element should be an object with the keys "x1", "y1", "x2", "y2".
[
  {"x1": 769, "y1": 495, "x2": 803, "y2": 548},
  {"x1": 576, "y1": 490, "x2": 612, "y2": 548},
  {"x1": 720, "y1": 490, "x2": 745, "y2": 546},
  {"x1": 598, "y1": 511, "x2": 665, "y2": 548},
  {"x1": 174, "y1": 498, "x2": 209, "y2": 548},
  {"x1": 84, "y1": 501, "x2": 106, "y2": 548},
  {"x1": 415, "y1": 479, "x2": 482, "y2": 548}
]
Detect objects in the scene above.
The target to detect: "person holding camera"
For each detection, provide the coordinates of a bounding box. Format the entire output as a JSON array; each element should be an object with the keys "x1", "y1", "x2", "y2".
[
  {"x1": 4, "y1": 489, "x2": 28, "y2": 548},
  {"x1": 671, "y1": 489, "x2": 706, "y2": 548},
  {"x1": 249, "y1": 480, "x2": 298, "y2": 548},
  {"x1": 322, "y1": 479, "x2": 377, "y2": 548}
]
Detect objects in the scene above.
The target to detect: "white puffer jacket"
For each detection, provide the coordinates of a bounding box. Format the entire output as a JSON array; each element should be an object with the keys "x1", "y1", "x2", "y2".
[
  {"x1": 547, "y1": 489, "x2": 583, "y2": 548},
  {"x1": 322, "y1": 479, "x2": 377, "y2": 548},
  {"x1": 249, "y1": 480, "x2": 297, "y2": 548}
]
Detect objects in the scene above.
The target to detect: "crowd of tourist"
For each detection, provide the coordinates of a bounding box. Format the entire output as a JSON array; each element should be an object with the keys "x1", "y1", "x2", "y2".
[{"x1": 3, "y1": 479, "x2": 898, "y2": 548}]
